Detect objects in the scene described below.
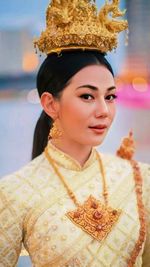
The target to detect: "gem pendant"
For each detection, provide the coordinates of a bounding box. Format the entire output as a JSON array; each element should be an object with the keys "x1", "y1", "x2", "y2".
[{"x1": 67, "y1": 195, "x2": 122, "y2": 242}]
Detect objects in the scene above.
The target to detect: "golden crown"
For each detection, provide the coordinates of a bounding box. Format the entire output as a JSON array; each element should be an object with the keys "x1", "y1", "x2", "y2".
[{"x1": 34, "y1": 0, "x2": 128, "y2": 55}]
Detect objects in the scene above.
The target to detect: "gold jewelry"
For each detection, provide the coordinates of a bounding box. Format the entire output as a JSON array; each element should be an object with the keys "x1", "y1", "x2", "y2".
[
  {"x1": 48, "y1": 120, "x2": 62, "y2": 139},
  {"x1": 45, "y1": 147, "x2": 122, "y2": 242},
  {"x1": 116, "y1": 130, "x2": 135, "y2": 160},
  {"x1": 117, "y1": 132, "x2": 146, "y2": 266},
  {"x1": 34, "y1": 0, "x2": 128, "y2": 55}
]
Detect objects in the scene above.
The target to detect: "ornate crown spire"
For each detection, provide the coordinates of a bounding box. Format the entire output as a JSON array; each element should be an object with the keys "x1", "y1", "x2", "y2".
[{"x1": 34, "y1": 0, "x2": 128, "y2": 55}]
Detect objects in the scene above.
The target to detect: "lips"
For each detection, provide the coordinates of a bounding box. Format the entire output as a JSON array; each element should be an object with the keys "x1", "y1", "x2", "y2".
[
  {"x1": 89, "y1": 124, "x2": 108, "y2": 134},
  {"x1": 89, "y1": 124, "x2": 107, "y2": 129}
]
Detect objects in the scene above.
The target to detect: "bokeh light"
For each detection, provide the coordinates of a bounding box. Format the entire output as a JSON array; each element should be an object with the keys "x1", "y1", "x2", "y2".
[
  {"x1": 22, "y1": 52, "x2": 39, "y2": 73},
  {"x1": 27, "y1": 89, "x2": 40, "y2": 104},
  {"x1": 132, "y1": 77, "x2": 149, "y2": 92}
]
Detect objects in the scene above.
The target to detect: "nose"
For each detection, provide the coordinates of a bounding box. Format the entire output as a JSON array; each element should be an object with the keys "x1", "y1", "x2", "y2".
[{"x1": 95, "y1": 98, "x2": 109, "y2": 118}]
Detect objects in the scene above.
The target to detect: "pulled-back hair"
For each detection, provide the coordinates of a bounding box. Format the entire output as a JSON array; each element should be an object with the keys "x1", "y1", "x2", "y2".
[{"x1": 32, "y1": 50, "x2": 114, "y2": 159}]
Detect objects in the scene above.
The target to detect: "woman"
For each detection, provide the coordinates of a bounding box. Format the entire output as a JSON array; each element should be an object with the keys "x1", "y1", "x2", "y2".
[
  {"x1": 0, "y1": 0, "x2": 150, "y2": 266},
  {"x1": 0, "y1": 50, "x2": 150, "y2": 267}
]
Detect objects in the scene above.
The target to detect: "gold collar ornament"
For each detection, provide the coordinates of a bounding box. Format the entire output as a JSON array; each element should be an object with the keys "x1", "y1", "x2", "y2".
[
  {"x1": 45, "y1": 147, "x2": 122, "y2": 242},
  {"x1": 34, "y1": 0, "x2": 128, "y2": 55}
]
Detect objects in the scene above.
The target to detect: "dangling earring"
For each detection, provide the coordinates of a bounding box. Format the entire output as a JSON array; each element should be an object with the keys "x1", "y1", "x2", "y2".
[{"x1": 48, "y1": 119, "x2": 62, "y2": 140}]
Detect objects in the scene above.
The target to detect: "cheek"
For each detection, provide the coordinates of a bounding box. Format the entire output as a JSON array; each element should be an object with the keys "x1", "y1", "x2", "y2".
[
  {"x1": 109, "y1": 104, "x2": 116, "y2": 121},
  {"x1": 60, "y1": 100, "x2": 88, "y2": 124}
]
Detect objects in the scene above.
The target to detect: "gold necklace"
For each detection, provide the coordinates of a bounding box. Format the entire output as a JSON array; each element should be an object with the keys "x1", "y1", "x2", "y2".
[{"x1": 45, "y1": 146, "x2": 122, "y2": 242}]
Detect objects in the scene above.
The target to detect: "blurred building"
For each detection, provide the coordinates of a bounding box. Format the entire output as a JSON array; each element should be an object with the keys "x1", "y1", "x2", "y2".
[
  {"x1": 121, "y1": 0, "x2": 150, "y2": 81},
  {"x1": 0, "y1": 27, "x2": 39, "y2": 75}
]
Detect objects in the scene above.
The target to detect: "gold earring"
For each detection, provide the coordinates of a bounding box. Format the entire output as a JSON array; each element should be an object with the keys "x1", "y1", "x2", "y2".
[{"x1": 48, "y1": 120, "x2": 62, "y2": 140}]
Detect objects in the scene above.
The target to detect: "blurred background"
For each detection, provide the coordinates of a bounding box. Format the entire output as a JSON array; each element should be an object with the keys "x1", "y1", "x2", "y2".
[{"x1": 0, "y1": 0, "x2": 150, "y2": 265}]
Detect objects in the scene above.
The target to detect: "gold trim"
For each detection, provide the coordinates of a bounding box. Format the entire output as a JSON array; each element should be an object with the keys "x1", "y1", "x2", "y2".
[{"x1": 127, "y1": 160, "x2": 146, "y2": 266}]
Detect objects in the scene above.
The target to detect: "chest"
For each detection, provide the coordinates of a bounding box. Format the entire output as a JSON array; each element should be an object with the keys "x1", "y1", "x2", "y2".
[{"x1": 23, "y1": 170, "x2": 143, "y2": 267}]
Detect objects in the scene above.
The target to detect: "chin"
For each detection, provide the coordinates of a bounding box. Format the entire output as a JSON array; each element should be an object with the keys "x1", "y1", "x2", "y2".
[
  {"x1": 75, "y1": 131, "x2": 108, "y2": 147},
  {"x1": 91, "y1": 139, "x2": 105, "y2": 147},
  {"x1": 89, "y1": 133, "x2": 108, "y2": 146},
  {"x1": 82, "y1": 137, "x2": 105, "y2": 147},
  {"x1": 83, "y1": 129, "x2": 109, "y2": 147}
]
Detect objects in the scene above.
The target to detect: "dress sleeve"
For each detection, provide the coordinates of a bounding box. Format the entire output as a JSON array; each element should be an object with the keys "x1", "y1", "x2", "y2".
[
  {"x1": 141, "y1": 163, "x2": 150, "y2": 266},
  {"x1": 0, "y1": 181, "x2": 23, "y2": 267}
]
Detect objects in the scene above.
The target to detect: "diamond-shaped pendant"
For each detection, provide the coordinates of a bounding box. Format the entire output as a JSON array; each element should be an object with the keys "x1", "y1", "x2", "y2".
[{"x1": 67, "y1": 195, "x2": 122, "y2": 242}]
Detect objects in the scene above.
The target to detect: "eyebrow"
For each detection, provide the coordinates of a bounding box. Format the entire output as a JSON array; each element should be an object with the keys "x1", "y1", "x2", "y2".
[{"x1": 76, "y1": 84, "x2": 116, "y2": 92}]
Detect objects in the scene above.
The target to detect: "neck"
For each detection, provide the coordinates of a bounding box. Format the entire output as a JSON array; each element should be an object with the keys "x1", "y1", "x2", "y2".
[{"x1": 51, "y1": 138, "x2": 92, "y2": 167}]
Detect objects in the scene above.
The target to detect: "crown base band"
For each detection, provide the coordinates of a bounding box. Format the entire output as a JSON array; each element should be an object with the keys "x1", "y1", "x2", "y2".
[
  {"x1": 34, "y1": 34, "x2": 117, "y2": 55},
  {"x1": 46, "y1": 46, "x2": 110, "y2": 55}
]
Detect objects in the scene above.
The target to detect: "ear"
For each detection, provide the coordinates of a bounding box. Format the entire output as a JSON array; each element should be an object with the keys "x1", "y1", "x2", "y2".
[{"x1": 40, "y1": 92, "x2": 59, "y2": 120}]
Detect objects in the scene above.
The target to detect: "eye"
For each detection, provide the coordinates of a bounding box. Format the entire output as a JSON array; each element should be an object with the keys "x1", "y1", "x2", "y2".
[
  {"x1": 105, "y1": 94, "x2": 117, "y2": 101},
  {"x1": 80, "y1": 94, "x2": 94, "y2": 100}
]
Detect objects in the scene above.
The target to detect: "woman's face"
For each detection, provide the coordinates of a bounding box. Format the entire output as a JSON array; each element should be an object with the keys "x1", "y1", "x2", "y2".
[{"x1": 56, "y1": 65, "x2": 116, "y2": 147}]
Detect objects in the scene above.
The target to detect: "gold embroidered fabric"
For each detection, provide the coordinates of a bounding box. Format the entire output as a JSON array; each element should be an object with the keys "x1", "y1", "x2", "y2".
[{"x1": 0, "y1": 142, "x2": 150, "y2": 267}]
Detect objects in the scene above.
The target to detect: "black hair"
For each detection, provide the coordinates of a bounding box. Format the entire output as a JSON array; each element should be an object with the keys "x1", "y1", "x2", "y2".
[{"x1": 32, "y1": 50, "x2": 114, "y2": 159}]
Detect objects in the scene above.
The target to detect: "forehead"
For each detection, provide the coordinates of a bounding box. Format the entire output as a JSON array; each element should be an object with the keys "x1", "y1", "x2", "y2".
[{"x1": 69, "y1": 65, "x2": 114, "y2": 87}]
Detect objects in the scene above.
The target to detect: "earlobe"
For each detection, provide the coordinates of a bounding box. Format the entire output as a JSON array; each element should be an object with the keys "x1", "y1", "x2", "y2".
[{"x1": 40, "y1": 92, "x2": 58, "y2": 120}]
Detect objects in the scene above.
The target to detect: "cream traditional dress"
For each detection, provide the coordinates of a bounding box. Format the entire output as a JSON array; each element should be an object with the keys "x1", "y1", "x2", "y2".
[{"x1": 0, "y1": 142, "x2": 150, "y2": 267}]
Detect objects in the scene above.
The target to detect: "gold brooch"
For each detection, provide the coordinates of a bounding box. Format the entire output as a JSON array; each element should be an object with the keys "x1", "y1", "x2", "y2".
[{"x1": 67, "y1": 195, "x2": 122, "y2": 241}]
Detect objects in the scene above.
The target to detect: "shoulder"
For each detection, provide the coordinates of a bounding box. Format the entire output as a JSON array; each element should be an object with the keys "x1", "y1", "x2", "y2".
[
  {"x1": 97, "y1": 152, "x2": 134, "y2": 188},
  {"x1": 101, "y1": 152, "x2": 132, "y2": 171},
  {"x1": 0, "y1": 153, "x2": 47, "y2": 204},
  {"x1": 101, "y1": 151, "x2": 150, "y2": 184},
  {"x1": 103, "y1": 152, "x2": 150, "y2": 201},
  {"x1": 102, "y1": 151, "x2": 150, "y2": 176},
  {"x1": 0, "y1": 150, "x2": 56, "y2": 209}
]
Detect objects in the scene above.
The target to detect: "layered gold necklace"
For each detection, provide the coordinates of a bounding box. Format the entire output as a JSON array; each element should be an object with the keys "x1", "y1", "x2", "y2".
[{"x1": 45, "y1": 146, "x2": 121, "y2": 242}]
